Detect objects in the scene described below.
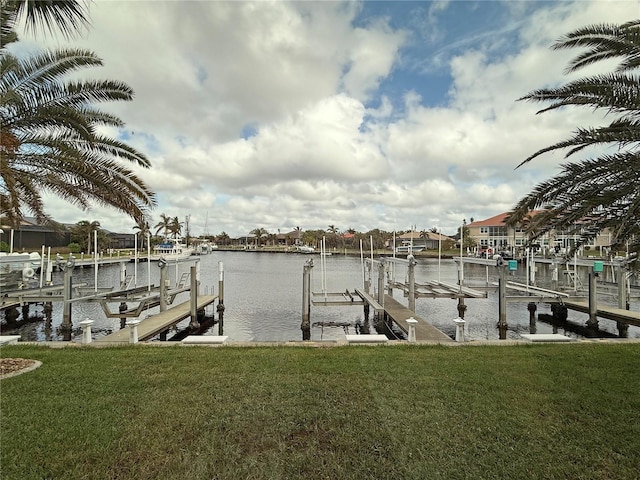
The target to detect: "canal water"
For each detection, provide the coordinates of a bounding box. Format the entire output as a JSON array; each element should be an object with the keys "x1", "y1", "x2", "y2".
[{"x1": 3, "y1": 250, "x2": 639, "y2": 342}]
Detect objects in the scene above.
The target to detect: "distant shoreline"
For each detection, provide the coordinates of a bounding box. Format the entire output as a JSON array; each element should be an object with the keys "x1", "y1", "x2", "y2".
[{"x1": 211, "y1": 246, "x2": 456, "y2": 259}]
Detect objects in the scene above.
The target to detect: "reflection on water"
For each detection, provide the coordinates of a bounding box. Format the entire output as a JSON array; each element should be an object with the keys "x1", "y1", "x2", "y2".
[{"x1": 2, "y1": 251, "x2": 639, "y2": 342}]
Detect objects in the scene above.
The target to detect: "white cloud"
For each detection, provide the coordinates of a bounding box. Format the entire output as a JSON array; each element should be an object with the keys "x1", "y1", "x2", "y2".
[{"x1": 11, "y1": 0, "x2": 637, "y2": 238}]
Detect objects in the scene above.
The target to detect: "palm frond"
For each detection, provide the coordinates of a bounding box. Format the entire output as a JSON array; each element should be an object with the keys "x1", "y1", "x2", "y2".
[
  {"x1": 518, "y1": 73, "x2": 640, "y2": 114},
  {"x1": 552, "y1": 20, "x2": 640, "y2": 73},
  {"x1": 1, "y1": 42, "x2": 156, "y2": 226},
  {"x1": 517, "y1": 118, "x2": 640, "y2": 166},
  {"x1": 8, "y1": 0, "x2": 91, "y2": 41}
]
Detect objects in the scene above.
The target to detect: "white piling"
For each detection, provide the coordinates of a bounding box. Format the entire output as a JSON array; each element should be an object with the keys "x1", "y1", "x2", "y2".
[
  {"x1": 127, "y1": 319, "x2": 141, "y2": 343},
  {"x1": 45, "y1": 247, "x2": 52, "y2": 285},
  {"x1": 94, "y1": 230, "x2": 98, "y2": 292},
  {"x1": 407, "y1": 317, "x2": 418, "y2": 343},
  {"x1": 79, "y1": 319, "x2": 94, "y2": 344},
  {"x1": 454, "y1": 318, "x2": 466, "y2": 343}
]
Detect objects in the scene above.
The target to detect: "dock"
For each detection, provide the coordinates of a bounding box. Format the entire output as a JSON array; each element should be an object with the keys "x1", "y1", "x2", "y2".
[
  {"x1": 95, "y1": 295, "x2": 217, "y2": 343},
  {"x1": 563, "y1": 302, "x2": 640, "y2": 327},
  {"x1": 382, "y1": 295, "x2": 453, "y2": 342}
]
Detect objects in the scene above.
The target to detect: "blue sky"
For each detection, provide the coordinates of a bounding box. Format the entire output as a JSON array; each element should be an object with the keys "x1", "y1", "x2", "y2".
[{"x1": 14, "y1": 0, "x2": 638, "y2": 237}]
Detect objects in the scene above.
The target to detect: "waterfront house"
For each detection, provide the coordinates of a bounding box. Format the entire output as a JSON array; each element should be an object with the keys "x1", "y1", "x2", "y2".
[
  {"x1": 467, "y1": 212, "x2": 615, "y2": 255},
  {"x1": 391, "y1": 231, "x2": 454, "y2": 251},
  {"x1": 1, "y1": 217, "x2": 135, "y2": 251}
]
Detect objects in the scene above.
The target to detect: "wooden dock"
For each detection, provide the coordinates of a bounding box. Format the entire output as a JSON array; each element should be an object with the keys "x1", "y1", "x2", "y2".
[
  {"x1": 95, "y1": 295, "x2": 217, "y2": 343},
  {"x1": 382, "y1": 295, "x2": 453, "y2": 343},
  {"x1": 563, "y1": 301, "x2": 640, "y2": 327}
]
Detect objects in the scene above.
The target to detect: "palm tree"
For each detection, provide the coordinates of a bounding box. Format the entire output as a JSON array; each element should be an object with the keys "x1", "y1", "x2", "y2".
[
  {"x1": 509, "y1": 20, "x2": 639, "y2": 265},
  {"x1": 217, "y1": 231, "x2": 230, "y2": 246},
  {"x1": 169, "y1": 216, "x2": 183, "y2": 240},
  {"x1": 154, "y1": 214, "x2": 172, "y2": 240},
  {"x1": 70, "y1": 220, "x2": 100, "y2": 253},
  {"x1": 251, "y1": 227, "x2": 267, "y2": 247},
  {"x1": 133, "y1": 219, "x2": 150, "y2": 250},
  {"x1": 0, "y1": 1, "x2": 156, "y2": 228}
]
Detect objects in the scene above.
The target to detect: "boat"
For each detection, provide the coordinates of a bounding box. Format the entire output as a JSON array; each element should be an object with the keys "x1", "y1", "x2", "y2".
[
  {"x1": 0, "y1": 252, "x2": 39, "y2": 288},
  {"x1": 296, "y1": 245, "x2": 316, "y2": 254},
  {"x1": 150, "y1": 242, "x2": 194, "y2": 262},
  {"x1": 395, "y1": 245, "x2": 425, "y2": 254},
  {"x1": 192, "y1": 241, "x2": 217, "y2": 255}
]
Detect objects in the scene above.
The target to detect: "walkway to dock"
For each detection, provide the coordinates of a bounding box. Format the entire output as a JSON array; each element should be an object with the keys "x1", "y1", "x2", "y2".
[
  {"x1": 96, "y1": 295, "x2": 217, "y2": 343},
  {"x1": 383, "y1": 295, "x2": 453, "y2": 343},
  {"x1": 563, "y1": 301, "x2": 640, "y2": 327}
]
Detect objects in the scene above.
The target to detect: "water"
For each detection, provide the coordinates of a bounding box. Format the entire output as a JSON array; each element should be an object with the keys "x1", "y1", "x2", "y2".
[{"x1": 2, "y1": 251, "x2": 639, "y2": 342}]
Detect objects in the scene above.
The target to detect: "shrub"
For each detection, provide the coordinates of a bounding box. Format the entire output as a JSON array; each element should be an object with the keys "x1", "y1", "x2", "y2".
[{"x1": 67, "y1": 243, "x2": 82, "y2": 254}]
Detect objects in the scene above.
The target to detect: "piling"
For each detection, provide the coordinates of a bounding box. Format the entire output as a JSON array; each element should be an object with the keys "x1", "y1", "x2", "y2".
[
  {"x1": 498, "y1": 264, "x2": 507, "y2": 339},
  {"x1": 61, "y1": 265, "x2": 73, "y2": 336},
  {"x1": 119, "y1": 301, "x2": 127, "y2": 329},
  {"x1": 377, "y1": 260, "x2": 385, "y2": 324},
  {"x1": 159, "y1": 260, "x2": 168, "y2": 312},
  {"x1": 21, "y1": 303, "x2": 30, "y2": 320},
  {"x1": 407, "y1": 255, "x2": 416, "y2": 312},
  {"x1": 527, "y1": 302, "x2": 537, "y2": 334},
  {"x1": 217, "y1": 261, "x2": 225, "y2": 336},
  {"x1": 5, "y1": 306, "x2": 19, "y2": 323},
  {"x1": 189, "y1": 265, "x2": 199, "y2": 330},
  {"x1": 301, "y1": 259, "x2": 313, "y2": 341},
  {"x1": 617, "y1": 265, "x2": 630, "y2": 337},
  {"x1": 587, "y1": 273, "x2": 598, "y2": 329},
  {"x1": 457, "y1": 298, "x2": 467, "y2": 320}
]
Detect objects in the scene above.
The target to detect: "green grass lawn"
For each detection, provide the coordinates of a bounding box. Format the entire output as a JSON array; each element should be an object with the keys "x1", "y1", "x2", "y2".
[{"x1": 2, "y1": 343, "x2": 639, "y2": 479}]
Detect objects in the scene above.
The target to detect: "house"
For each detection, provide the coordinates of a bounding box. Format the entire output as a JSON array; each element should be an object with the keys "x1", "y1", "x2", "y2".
[
  {"x1": 276, "y1": 230, "x2": 304, "y2": 246},
  {"x1": 0, "y1": 217, "x2": 71, "y2": 251},
  {"x1": 0, "y1": 217, "x2": 135, "y2": 251},
  {"x1": 391, "y1": 231, "x2": 454, "y2": 251},
  {"x1": 467, "y1": 212, "x2": 614, "y2": 254}
]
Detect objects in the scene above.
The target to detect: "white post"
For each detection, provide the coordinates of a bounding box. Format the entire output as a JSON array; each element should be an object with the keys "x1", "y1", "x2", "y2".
[
  {"x1": 454, "y1": 318, "x2": 466, "y2": 342},
  {"x1": 94, "y1": 230, "x2": 98, "y2": 292},
  {"x1": 407, "y1": 317, "x2": 418, "y2": 343},
  {"x1": 370, "y1": 235, "x2": 374, "y2": 264},
  {"x1": 45, "y1": 247, "x2": 52, "y2": 285},
  {"x1": 530, "y1": 253, "x2": 536, "y2": 285},
  {"x1": 134, "y1": 233, "x2": 138, "y2": 287},
  {"x1": 40, "y1": 245, "x2": 45, "y2": 288},
  {"x1": 79, "y1": 319, "x2": 94, "y2": 344},
  {"x1": 127, "y1": 319, "x2": 141, "y2": 344},
  {"x1": 360, "y1": 239, "x2": 365, "y2": 288},
  {"x1": 438, "y1": 229, "x2": 441, "y2": 283},
  {"x1": 120, "y1": 262, "x2": 127, "y2": 286},
  {"x1": 459, "y1": 221, "x2": 464, "y2": 285},
  {"x1": 10, "y1": 229, "x2": 14, "y2": 253},
  {"x1": 147, "y1": 232, "x2": 151, "y2": 292}
]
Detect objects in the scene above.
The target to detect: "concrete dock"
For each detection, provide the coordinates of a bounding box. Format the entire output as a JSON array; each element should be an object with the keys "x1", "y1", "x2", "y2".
[
  {"x1": 382, "y1": 294, "x2": 453, "y2": 343},
  {"x1": 95, "y1": 295, "x2": 217, "y2": 343}
]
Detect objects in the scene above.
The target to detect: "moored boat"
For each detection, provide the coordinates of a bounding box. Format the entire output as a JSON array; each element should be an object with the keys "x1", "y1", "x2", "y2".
[{"x1": 150, "y1": 242, "x2": 194, "y2": 261}]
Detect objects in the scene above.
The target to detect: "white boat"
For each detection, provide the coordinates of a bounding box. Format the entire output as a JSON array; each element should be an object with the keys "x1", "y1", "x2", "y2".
[
  {"x1": 296, "y1": 245, "x2": 315, "y2": 254},
  {"x1": 193, "y1": 242, "x2": 216, "y2": 255},
  {"x1": 395, "y1": 245, "x2": 424, "y2": 254},
  {"x1": 0, "y1": 252, "x2": 38, "y2": 288},
  {"x1": 150, "y1": 242, "x2": 194, "y2": 262}
]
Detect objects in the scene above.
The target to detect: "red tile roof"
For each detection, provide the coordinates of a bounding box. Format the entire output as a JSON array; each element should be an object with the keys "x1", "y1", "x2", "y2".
[{"x1": 467, "y1": 210, "x2": 544, "y2": 227}]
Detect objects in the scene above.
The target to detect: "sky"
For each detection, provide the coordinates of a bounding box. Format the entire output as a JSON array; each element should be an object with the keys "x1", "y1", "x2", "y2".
[{"x1": 11, "y1": 0, "x2": 639, "y2": 238}]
